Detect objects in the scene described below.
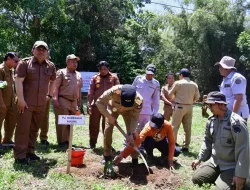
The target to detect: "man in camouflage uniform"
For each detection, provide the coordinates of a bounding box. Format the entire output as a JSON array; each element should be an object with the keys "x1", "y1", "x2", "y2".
[
  {"x1": 191, "y1": 91, "x2": 249, "y2": 190},
  {"x1": 87, "y1": 61, "x2": 119, "y2": 149},
  {"x1": 96, "y1": 84, "x2": 143, "y2": 165},
  {"x1": 0, "y1": 52, "x2": 19, "y2": 148}
]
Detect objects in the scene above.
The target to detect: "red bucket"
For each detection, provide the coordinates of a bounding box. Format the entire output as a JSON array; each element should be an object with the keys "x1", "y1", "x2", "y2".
[{"x1": 71, "y1": 148, "x2": 86, "y2": 166}]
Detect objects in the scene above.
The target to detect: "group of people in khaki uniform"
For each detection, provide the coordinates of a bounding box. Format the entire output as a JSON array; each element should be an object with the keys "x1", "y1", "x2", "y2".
[
  {"x1": 1, "y1": 41, "x2": 249, "y2": 189},
  {"x1": 0, "y1": 41, "x2": 83, "y2": 164}
]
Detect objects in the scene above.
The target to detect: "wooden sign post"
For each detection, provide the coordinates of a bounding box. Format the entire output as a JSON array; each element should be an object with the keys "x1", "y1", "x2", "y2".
[{"x1": 58, "y1": 115, "x2": 85, "y2": 174}]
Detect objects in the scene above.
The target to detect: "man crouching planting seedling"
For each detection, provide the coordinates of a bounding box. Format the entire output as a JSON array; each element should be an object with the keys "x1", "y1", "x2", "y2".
[{"x1": 114, "y1": 113, "x2": 181, "y2": 172}]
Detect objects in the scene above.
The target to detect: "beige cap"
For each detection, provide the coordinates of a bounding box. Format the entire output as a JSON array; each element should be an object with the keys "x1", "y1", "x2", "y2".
[
  {"x1": 33, "y1": 41, "x2": 49, "y2": 50},
  {"x1": 214, "y1": 56, "x2": 236, "y2": 70},
  {"x1": 66, "y1": 54, "x2": 80, "y2": 61}
]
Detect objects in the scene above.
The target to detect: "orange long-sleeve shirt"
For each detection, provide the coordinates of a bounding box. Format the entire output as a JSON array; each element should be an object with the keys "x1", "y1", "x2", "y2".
[{"x1": 121, "y1": 120, "x2": 175, "y2": 160}]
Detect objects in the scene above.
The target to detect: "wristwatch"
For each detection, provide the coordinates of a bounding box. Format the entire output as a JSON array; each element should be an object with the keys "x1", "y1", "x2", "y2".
[{"x1": 47, "y1": 94, "x2": 52, "y2": 99}]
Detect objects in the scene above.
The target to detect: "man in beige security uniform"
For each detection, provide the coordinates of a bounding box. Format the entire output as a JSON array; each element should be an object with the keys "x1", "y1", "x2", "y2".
[
  {"x1": 191, "y1": 92, "x2": 249, "y2": 190},
  {"x1": 53, "y1": 54, "x2": 82, "y2": 147},
  {"x1": 161, "y1": 72, "x2": 175, "y2": 121},
  {"x1": 169, "y1": 68, "x2": 200, "y2": 152},
  {"x1": 14, "y1": 41, "x2": 56, "y2": 164},
  {"x1": 87, "y1": 61, "x2": 119, "y2": 149},
  {"x1": 0, "y1": 52, "x2": 19, "y2": 148},
  {"x1": 96, "y1": 84, "x2": 143, "y2": 165}
]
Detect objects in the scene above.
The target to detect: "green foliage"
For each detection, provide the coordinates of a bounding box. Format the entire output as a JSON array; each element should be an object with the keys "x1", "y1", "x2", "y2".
[{"x1": 149, "y1": 0, "x2": 249, "y2": 96}]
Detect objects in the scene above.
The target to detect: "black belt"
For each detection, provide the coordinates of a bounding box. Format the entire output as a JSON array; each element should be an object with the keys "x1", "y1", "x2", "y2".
[
  {"x1": 176, "y1": 102, "x2": 192, "y2": 105},
  {"x1": 58, "y1": 96, "x2": 76, "y2": 102}
]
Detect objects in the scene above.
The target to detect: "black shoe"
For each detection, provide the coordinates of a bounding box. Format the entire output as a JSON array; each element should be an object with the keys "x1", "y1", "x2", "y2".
[
  {"x1": 58, "y1": 141, "x2": 68, "y2": 148},
  {"x1": 26, "y1": 153, "x2": 40, "y2": 161},
  {"x1": 40, "y1": 140, "x2": 50, "y2": 146},
  {"x1": 15, "y1": 158, "x2": 29, "y2": 165},
  {"x1": 87, "y1": 144, "x2": 96, "y2": 149},
  {"x1": 181, "y1": 147, "x2": 189, "y2": 152}
]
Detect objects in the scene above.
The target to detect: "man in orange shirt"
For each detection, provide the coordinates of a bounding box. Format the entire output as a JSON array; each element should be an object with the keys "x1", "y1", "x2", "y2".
[{"x1": 114, "y1": 113, "x2": 181, "y2": 168}]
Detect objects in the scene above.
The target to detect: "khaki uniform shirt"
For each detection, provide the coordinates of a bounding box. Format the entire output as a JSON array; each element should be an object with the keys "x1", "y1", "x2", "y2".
[
  {"x1": 168, "y1": 77, "x2": 200, "y2": 104},
  {"x1": 161, "y1": 84, "x2": 174, "y2": 106},
  {"x1": 87, "y1": 72, "x2": 119, "y2": 106},
  {"x1": 198, "y1": 109, "x2": 249, "y2": 178},
  {"x1": 16, "y1": 57, "x2": 56, "y2": 106},
  {"x1": 96, "y1": 85, "x2": 143, "y2": 131},
  {"x1": 0, "y1": 62, "x2": 15, "y2": 106},
  {"x1": 55, "y1": 68, "x2": 83, "y2": 101}
]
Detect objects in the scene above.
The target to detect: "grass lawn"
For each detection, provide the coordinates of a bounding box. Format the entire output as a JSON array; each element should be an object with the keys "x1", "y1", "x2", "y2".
[{"x1": 0, "y1": 101, "x2": 249, "y2": 190}]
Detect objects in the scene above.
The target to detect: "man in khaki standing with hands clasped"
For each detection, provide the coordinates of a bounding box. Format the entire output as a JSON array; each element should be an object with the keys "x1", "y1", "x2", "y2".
[
  {"x1": 161, "y1": 72, "x2": 175, "y2": 121},
  {"x1": 53, "y1": 54, "x2": 82, "y2": 147}
]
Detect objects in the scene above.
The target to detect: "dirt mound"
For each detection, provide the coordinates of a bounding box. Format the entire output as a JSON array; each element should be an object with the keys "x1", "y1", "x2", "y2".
[{"x1": 55, "y1": 162, "x2": 181, "y2": 189}]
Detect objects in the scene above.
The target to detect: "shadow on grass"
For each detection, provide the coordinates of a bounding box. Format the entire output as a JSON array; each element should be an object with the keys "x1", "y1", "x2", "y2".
[
  {"x1": 13, "y1": 158, "x2": 57, "y2": 178},
  {"x1": 181, "y1": 150, "x2": 198, "y2": 159},
  {"x1": 0, "y1": 146, "x2": 14, "y2": 157},
  {"x1": 36, "y1": 143, "x2": 70, "y2": 153},
  {"x1": 92, "y1": 147, "x2": 104, "y2": 156}
]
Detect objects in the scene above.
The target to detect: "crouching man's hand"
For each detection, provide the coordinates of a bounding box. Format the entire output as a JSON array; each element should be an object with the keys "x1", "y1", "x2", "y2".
[
  {"x1": 168, "y1": 160, "x2": 175, "y2": 171},
  {"x1": 113, "y1": 154, "x2": 124, "y2": 165},
  {"x1": 232, "y1": 176, "x2": 245, "y2": 190}
]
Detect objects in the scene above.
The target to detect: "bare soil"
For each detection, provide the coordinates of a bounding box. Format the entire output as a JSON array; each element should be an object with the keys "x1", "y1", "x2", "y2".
[{"x1": 55, "y1": 153, "x2": 181, "y2": 190}]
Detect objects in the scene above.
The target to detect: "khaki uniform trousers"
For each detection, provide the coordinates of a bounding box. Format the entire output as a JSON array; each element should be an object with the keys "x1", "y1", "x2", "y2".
[
  {"x1": 104, "y1": 111, "x2": 138, "y2": 159},
  {"x1": 54, "y1": 97, "x2": 77, "y2": 144},
  {"x1": 192, "y1": 160, "x2": 250, "y2": 190},
  {"x1": 0, "y1": 105, "x2": 17, "y2": 143},
  {"x1": 39, "y1": 99, "x2": 51, "y2": 141},
  {"x1": 14, "y1": 104, "x2": 46, "y2": 159},
  {"x1": 89, "y1": 105, "x2": 105, "y2": 146},
  {"x1": 163, "y1": 104, "x2": 173, "y2": 121},
  {"x1": 171, "y1": 104, "x2": 193, "y2": 148}
]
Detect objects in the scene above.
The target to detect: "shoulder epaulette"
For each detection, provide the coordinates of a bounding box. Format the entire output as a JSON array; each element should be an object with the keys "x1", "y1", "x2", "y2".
[{"x1": 135, "y1": 95, "x2": 142, "y2": 105}]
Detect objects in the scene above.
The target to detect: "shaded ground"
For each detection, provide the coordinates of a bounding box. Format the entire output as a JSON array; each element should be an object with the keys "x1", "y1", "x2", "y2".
[{"x1": 55, "y1": 156, "x2": 181, "y2": 190}]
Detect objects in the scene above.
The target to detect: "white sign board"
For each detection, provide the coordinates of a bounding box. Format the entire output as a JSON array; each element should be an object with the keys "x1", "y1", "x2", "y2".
[
  {"x1": 58, "y1": 115, "x2": 85, "y2": 125},
  {"x1": 80, "y1": 72, "x2": 98, "y2": 93}
]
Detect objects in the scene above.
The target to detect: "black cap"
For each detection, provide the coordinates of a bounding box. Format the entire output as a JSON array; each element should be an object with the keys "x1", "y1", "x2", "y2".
[
  {"x1": 146, "y1": 64, "x2": 156, "y2": 74},
  {"x1": 97, "y1": 61, "x2": 109, "y2": 68},
  {"x1": 177, "y1": 68, "x2": 190, "y2": 77},
  {"x1": 149, "y1": 113, "x2": 164, "y2": 129},
  {"x1": 205, "y1": 91, "x2": 228, "y2": 105},
  {"x1": 121, "y1": 84, "x2": 136, "y2": 107}
]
